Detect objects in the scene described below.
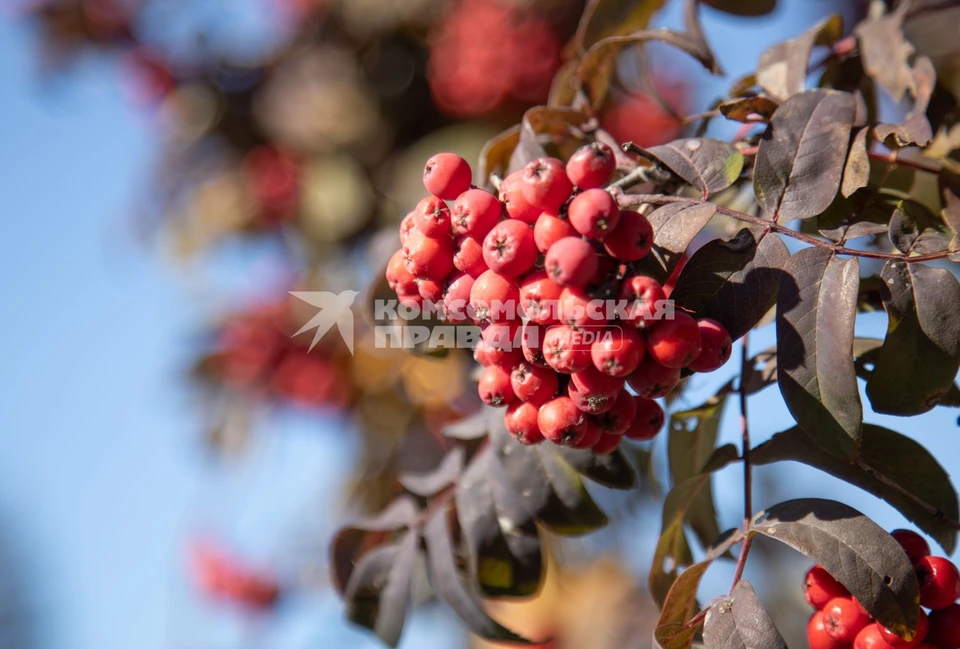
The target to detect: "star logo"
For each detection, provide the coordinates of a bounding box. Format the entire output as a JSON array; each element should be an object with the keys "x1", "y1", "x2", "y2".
[{"x1": 289, "y1": 290, "x2": 360, "y2": 354}]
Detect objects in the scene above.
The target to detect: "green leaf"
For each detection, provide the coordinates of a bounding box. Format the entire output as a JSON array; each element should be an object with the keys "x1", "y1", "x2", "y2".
[
  {"x1": 776, "y1": 247, "x2": 862, "y2": 459},
  {"x1": 866, "y1": 261, "x2": 960, "y2": 415},
  {"x1": 756, "y1": 15, "x2": 843, "y2": 101},
  {"x1": 703, "y1": 580, "x2": 788, "y2": 649},
  {"x1": 641, "y1": 138, "x2": 744, "y2": 199},
  {"x1": 752, "y1": 498, "x2": 921, "y2": 639},
  {"x1": 634, "y1": 202, "x2": 717, "y2": 284},
  {"x1": 752, "y1": 425, "x2": 959, "y2": 554}
]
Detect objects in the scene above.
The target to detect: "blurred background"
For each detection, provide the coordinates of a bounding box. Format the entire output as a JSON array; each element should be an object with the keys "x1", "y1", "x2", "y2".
[{"x1": 1, "y1": 0, "x2": 957, "y2": 647}]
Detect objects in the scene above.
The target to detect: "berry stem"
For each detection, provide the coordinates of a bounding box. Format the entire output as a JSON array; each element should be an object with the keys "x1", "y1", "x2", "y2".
[{"x1": 731, "y1": 332, "x2": 754, "y2": 591}]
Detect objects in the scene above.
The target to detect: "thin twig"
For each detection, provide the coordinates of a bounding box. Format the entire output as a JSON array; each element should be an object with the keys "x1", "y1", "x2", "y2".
[
  {"x1": 868, "y1": 151, "x2": 944, "y2": 175},
  {"x1": 731, "y1": 332, "x2": 754, "y2": 590}
]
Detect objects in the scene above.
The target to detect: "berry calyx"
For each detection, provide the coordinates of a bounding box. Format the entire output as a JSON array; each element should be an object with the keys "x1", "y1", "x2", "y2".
[
  {"x1": 482, "y1": 219, "x2": 538, "y2": 276},
  {"x1": 414, "y1": 195, "x2": 452, "y2": 238},
  {"x1": 810, "y1": 611, "x2": 854, "y2": 649},
  {"x1": 519, "y1": 270, "x2": 563, "y2": 324},
  {"x1": 469, "y1": 270, "x2": 520, "y2": 324},
  {"x1": 478, "y1": 365, "x2": 515, "y2": 406},
  {"x1": 452, "y1": 188, "x2": 503, "y2": 238},
  {"x1": 423, "y1": 153, "x2": 472, "y2": 200}
]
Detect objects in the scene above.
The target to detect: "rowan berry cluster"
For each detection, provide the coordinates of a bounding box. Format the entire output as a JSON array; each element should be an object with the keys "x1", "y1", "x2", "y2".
[
  {"x1": 386, "y1": 145, "x2": 733, "y2": 454},
  {"x1": 806, "y1": 530, "x2": 960, "y2": 649}
]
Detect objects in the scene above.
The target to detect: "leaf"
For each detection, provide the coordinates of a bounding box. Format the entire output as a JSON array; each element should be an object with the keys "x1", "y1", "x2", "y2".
[
  {"x1": 702, "y1": 0, "x2": 775, "y2": 16},
  {"x1": 344, "y1": 531, "x2": 418, "y2": 647},
  {"x1": 888, "y1": 199, "x2": 952, "y2": 255},
  {"x1": 817, "y1": 188, "x2": 902, "y2": 243},
  {"x1": 398, "y1": 447, "x2": 464, "y2": 498},
  {"x1": 719, "y1": 96, "x2": 779, "y2": 123},
  {"x1": 842, "y1": 127, "x2": 871, "y2": 198},
  {"x1": 556, "y1": 445, "x2": 638, "y2": 489},
  {"x1": 443, "y1": 408, "x2": 497, "y2": 440},
  {"x1": 635, "y1": 202, "x2": 718, "y2": 283},
  {"x1": 456, "y1": 450, "x2": 542, "y2": 598},
  {"x1": 576, "y1": 0, "x2": 667, "y2": 52},
  {"x1": 653, "y1": 561, "x2": 712, "y2": 649},
  {"x1": 874, "y1": 57, "x2": 936, "y2": 149},
  {"x1": 854, "y1": 3, "x2": 915, "y2": 102},
  {"x1": 751, "y1": 498, "x2": 920, "y2": 638},
  {"x1": 776, "y1": 247, "x2": 862, "y2": 459},
  {"x1": 741, "y1": 346, "x2": 778, "y2": 395},
  {"x1": 641, "y1": 139, "x2": 744, "y2": 199},
  {"x1": 478, "y1": 126, "x2": 520, "y2": 183},
  {"x1": 703, "y1": 580, "x2": 787, "y2": 649},
  {"x1": 866, "y1": 261, "x2": 960, "y2": 415},
  {"x1": 507, "y1": 106, "x2": 586, "y2": 174},
  {"x1": 752, "y1": 425, "x2": 959, "y2": 554},
  {"x1": 670, "y1": 229, "x2": 790, "y2": 341},
  {"x1": 753, "y1": 89, "x2": 857, "y2": 220},
  {"x1": 424, "y1": 508, "x2": 534, "y2": 644},
  {"x1": 756, "y1": 15, "x2": 843, "y2": 101}
]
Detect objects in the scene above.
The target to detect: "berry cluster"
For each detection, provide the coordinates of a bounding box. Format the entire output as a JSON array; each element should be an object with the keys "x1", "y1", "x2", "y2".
[
  {"x1": 806, "y1": 530, "x2": 960, "y2": 649},
  {"x1": 386, "y1": 146, "x2": 733, "y2": 454}
]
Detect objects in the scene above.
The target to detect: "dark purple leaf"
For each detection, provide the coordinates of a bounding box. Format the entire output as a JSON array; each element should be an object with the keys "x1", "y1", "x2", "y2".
[
  {"x1": 754, "y1": 89, "x2": 857, "y2": 220},
  {"x1": 855, "y1": 3, "x2": 915, "y2": 101},
  {"x1": 752, "y1": 498, "x2": 921, "y2": 639},
  {"x1": 842, "y1": 126, "x2": 871, "y2": 198},
  {"x1": 817, "y1": 189, "x2": 900, "y2": 243},
  {"x1": 703, "y1": 580, "x2": 787, "y2": 649},
  {"x1": 670, "y1": 229, "x2": 790, "y2": 341},
  {"x1": 478, "y1": 126, "x2": 520, "y2": 184},
  {"x1": 776, "y1": 247, "x2": 862, "y2": 459},
  {"x1": 576, "y1": 0, "x2": 667, "y2": 52},
  {"x1": 741, "y1": 346, "x2": 778, "y2": 395},
  {"x1": 867, "y1": 260, "x2": 960, "y2": 415},
  {"x1": 443, "y1": 408, "x2": 497, "y2": 440},
  {"x1": 719, "y1": 95, "x2": 779, "y2": 123},
  {"x1": 642, "y1": 139, "x2": 744, "y2": 199},
  {"x1": 399, "y1": 446, "x2": 465, "y2": 497},
  {"x1": 874, "y1": 57, "x2": 935, "y2": 148},
  {"x1": 507, "y1": 106, "x2": 587, "y2": 174},
  {"x1": 888, "y1": 199, "x2": 951, "y2": 255},
  {"x1": 756, "y1": 15, "x2": 843, "y2": 101},
  {"x1": 752, "y1": 425, "x2": 959, "y2": 554},
  {"x1": 556, "y1": 445, "x2": 638, "y2": 489},
  {"x1": 635, "y1": 202, "x2": 718, "y2": 283}
]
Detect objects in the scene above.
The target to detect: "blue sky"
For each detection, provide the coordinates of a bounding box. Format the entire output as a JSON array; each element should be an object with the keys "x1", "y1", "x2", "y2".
[{"x1": 0, "y1": 3, "x2": 957, "y2": 648}]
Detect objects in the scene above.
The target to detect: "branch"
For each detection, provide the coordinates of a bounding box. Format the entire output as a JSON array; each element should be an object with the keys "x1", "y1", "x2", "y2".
[{"x1": 731, "y1": 332, "x2": 754, "y2": 590}]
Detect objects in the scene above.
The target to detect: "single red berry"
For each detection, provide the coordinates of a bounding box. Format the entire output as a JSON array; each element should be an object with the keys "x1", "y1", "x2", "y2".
[
  {"x1": 469, "y1": 270, "x2": 520, "y2": 324},
  {"x1": 520, "y1": 322, "x2": 549, "y2": 368},
  {"x1": 824, "y1": 597, "x2": 872, "y2": 643},
  {"x1": 572, "y1": 419, "x2": 604, "y2": 449},
  {"x1": 591, "y1": 326, "x2": 645, "y2": 377},
  {"x1": 453, "y1": 236, "x2": 488, "y2": 278},
  {"x1": 478, "y1": 365, "x2": 515, "y2": 407},
  {"x1": 386, "y1": 249, "x2": 417, "y2": 296},
  {"x1": 545, "y1": 237, "x2": 598, "y2": 287},
  {"x1": 399, "y1": 211, "x2": 417, "y2": 244},
  {"x1": 879, "y1": 611, "x2": 929, "y2": 648},
  {"x1": 442, "y1": 273, "x2": 475, "y2": 323},
  {"x1": 499, "y1": 171, "x2": 542, "y2": 224},
  {"x1": 590, "y1": 390, "x2": 637, "y2": 435},
  {"x1": 423, "y1": 153, "x2": 472, "y2": 200},
  {"x1": 810, "y1": 611, "x2": 853, "y2": 649},
  {"x1": 414, "y1": 195, "x2": 452, "y2": 238},
  {"x1": 521, "y1": 157, "x2": 573, "y2": 214},
  {"x1": 482, "y1": 219, "x2": 538, "y2": 276},
  {"x1": 687, "y1": 319, "x2": 732, "y2": 373},
  {"x1": 623, "y1": 397, "x2": 664, "y2": 440},
  {"x1": 402, "y1": 232, "x2": 454, "y2": 281},
  {"x1": 452, "y1": 188, "x2": 502, "y2": 238},
  {"x1": 928, "y1": 604, "x2": 960, "y2": 649},
  {"x1": 603, "y1": 209, "x2": 654, "y2": 261},
  {"x1": 891, "y1": 530, "x2": 931, "y2": 565},
  {"x1": 519, "y1": 270, "x2": 563, "y2": 324},
  {"x1": 566, "y1": 142, "x2": 616, "y2": 190},
  {"x1": 543, "y1": 325, "x2": 592, "y2": 374},
  {"x1": 626, "y1": 356, "x2": 681, "y2": 399},
  {"x1": 504, "y1": 402, "x2": 545, "y2": 445},
  {"x1": 557, "y1": 286, "x2": 597, "y2": 328},
  {"x1": 647, "y1": 311, "x2": 703, "y2": 369},
  {"x1": 417, "y1": 278, "x2": 444, "y2": 302},
  {"x1": 855, "y1": 624, "x2": 898, "y2": 649},
  {"x1": 537, "y1": 396, "x2": 587, "y2": 446},
  {"x1": 591, "y1": 432, "x2": 622, "y2": 455},
  {"x1": 571, "y1": 365, "x2": 625, "y2": 399},
  {"x1": 474, "y1": 339, "x2": 522, "y2": 369},
  {"x1": 568, "y1": 380, "x2": 616, "y2": 415},
  {"x1": 511, "y1": 362, "x2": 560, "y2": 406},
  {"x1": 805, "y1": 565, "x2": 851, "y2": 610},
  {"x1": 917, "y1": 556, "x2": 960, "y2": 610},
  {"x1": 534, "y1": 213, "x2": 576, "y2": 253},
  {"x1": 481, "y1": 321, "x2": 521, "y2": 360},
  {"x1": 568, "y1": 188, "x2": 620, "y2": 239},
  {"x1": 618, "y1": 275, "x2": 667, "y2": 328}
]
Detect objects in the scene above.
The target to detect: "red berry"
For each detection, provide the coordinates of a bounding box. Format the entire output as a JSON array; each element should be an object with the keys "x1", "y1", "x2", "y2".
[
  {"x1": 592, "y1": 432, "x2": 622, "y2": 455},
  {"x1": 568, "y1": 380, "x2": 616, "y2": 415},
  {"x1": 469, "y1": 270, "x2": 520, "y2": 324},
  {"x1": 499, "y1": 171, "x2": 541, "y2": 224},
  {"x1": 482, "y1": 219, "x2": 537, "y2": 276},
  {"x1": 571, "y1": 365, "x2": 625, "y2": 399},
  {"x1": 519, "y1": 270, "x2": 562, "y2": 324},
  {"x1": 452, "y1": 188, "x2": 502, "y2": 238},
  {"x1": 603, "y1": 209, "x2": 654, "y2": 261},
  {"x1": 879, "y1": 611, "x2": 929, "y2": 648},
  {"x1": 537, "y1": 396, "x2": 588, "y2": 446},
  {"x1": 647, "y1": 311, "x2": 703, "y2": 369},
  {"x1": 572, "y1": 419, "x2": 604, "y2": 449},
  {"x1": 810, "y1": 611, "x2": 854, "y2": 649},
  {"x1": 618, "y1": 275, "x2": 667, "y2": 329},
  {"x1": 520, "y1": 322, "x2": 549, "y2": 368},
  {"x1": 545, "y1": 237, "x2": 598, "y2": 287},
  {"x1": 891, "y1": 530, "x2": 930, "y2": 564},
  {"x1": 534, "y1": 213, "x2": 576, "y2": 253},
  {"x1": 568, "y1": 188, "x2": 620, "y2": 239},
  {"x1": 805, "y1": 565, "x2": 851, "y2": 610},
  {"x1": 687, "y1": 319, "x2": 732, "y2": 373},
  {"x1": 442, "y1": 273, "x2": 475, "y2": 323},
  {"x1": 590, "y1": 390, "x2": 637, "y2": 435},
  {"x1": 591, "y1": 326, "x2": 645, "y2": 377},
  {"x1": 543, "y1": 325, "x2": 592, "y2": 374},
  {"x1": 521, "y1": 157, "x2": 573, "y2": 214},
  {"x1": 424, "y1": 153, "x2": 472, "y2": 200},
  {"x1": 474, "y1": 339, "x2": 522, "y2": 369},
  {"x1": 928, "y1": 604, "x2": 960, "y2": 649},
  {"x1": 399, "y1": 211, "x2": 417, "y2": 244},
  {"x1": 481, "y1": 319, "x2": 520, "y2": 353},
  {"x1": 566, "y1": 142, "x2": 616, "y2": 190},
  {"x1": 387, "y1": 249, "x2": 417, "y2": 296},
  {"x1": 855, "y1": 624, "x2": 898, "y2": 649},
  {"x1": 557, "y1": 286, "x2": 596, "y2": 328},
  {"x1": 453, "y1": 236, "x2": 488, "y2": 278},
  {"x1": 511, "y1": 362, "x2": 559, "y2": 406},
  {"x1": 626, "y1": 356, "x2": 681, "y2": 399},
  {"x1": 504, "y1": 402, "x2": 545, "y2": 445},
  {"x1": 917, "y1": 556, "x2": 960, "y2": 610},
  {"x1": 623, "y1": 397, "x2": 664, "y2": 440},
  {"x1": 417, "y1": 278, "x2": 444, "y2": 302},
  {"x1": 414, "y1": 195, "x2": 452, "y2": 238},
  {"x1": 402, "y1": 232, "x2": 454, "y2": 281},
  {"x1": 478, "y1": 365, "x2": 515, "y2": 406},
  {"x1": 824, "y1": 597, "x2": 871, "y2": 643}
]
